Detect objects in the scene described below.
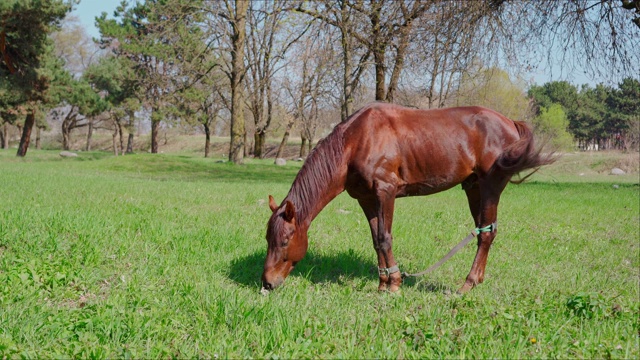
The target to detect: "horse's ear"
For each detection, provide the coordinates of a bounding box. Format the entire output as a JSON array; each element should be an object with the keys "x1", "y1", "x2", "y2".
[
  {"x1": 283, "y1": 200, "x2": 295, "y2": 222},
  {"x1": 268, "y1": 195, "x2": 278, "y2": 213}
]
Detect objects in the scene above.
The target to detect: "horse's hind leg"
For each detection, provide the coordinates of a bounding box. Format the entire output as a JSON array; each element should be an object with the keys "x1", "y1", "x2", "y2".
[{"x1": 458, "y1": 175, "x2": 509, "y2": 294}]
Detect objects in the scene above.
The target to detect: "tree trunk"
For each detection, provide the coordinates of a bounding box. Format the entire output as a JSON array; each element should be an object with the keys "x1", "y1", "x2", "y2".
[
  {"x1": 275, "y1": 119, "x2": 294, "y2": 159},
  {"x1": 204, "y1": 122, "x2": 211, "y2": 158},
  {"x1": 62, "y1": 130, "x2": 70, "y2": 151},
  {"x1": 254, "y1": 130, "x2": 266, "y2": 158},
  {"x1": 61, "y1": 115, "x2": 72, "y2": 151},
  {"x1": 243, "y1": 131, "x2": 249, "y2": 157},
  {"x1": 253, "y1": 131, "x2": 260, "y2": 158},
  {"x1": 385, "y1": 25, "x2": 412, "y2": 103},
  {"x1": 259, "y1": 131, "x2": 267, "y2": 159},
  {"x1": 126, "y1": 110, "x2": 134, "y2": 154},
  {"x1": 61, "y1": 108, "x2": 77, "y2": 151},
  {"x1": 151, "y1": 118, "x2": 160, "y2": 153},
  {"x1": 0, "y1": 124, "x2": 5, "y2": 149},
  {"x1": 370, "y1": 1, "x2": 386, "y2": 101},
  {"x1": 16, "y1": 111, "x2": 35, "y2": 157},
  {"x1": 340, "y1": 27, "x2": 353, "y2": 121},
  {"x1": 3, "y1": 123, "x2": 8, "y2": 149},
  {"x1": 117, "y1": 121, "x2": 125, "y2": 154},
  {"x1": 262, "y1": 75, "x2": 274, "y2": 159},
  {"x1": 85, "y1": 119, "x2": 93, "y2": 151},
  {"x1": 126, "y1": 133, "x2": 134, "y2": 154},
  {"x1": 112, "y1": 122, "x2": 119, "y2": 156},
  {"x1": 374, "y1": 51, "x2": 386, "y2": 101},
  {"x1": 228, "y1": 0, "x2": 249, "y2": 164},
  {"x1": 35, "y1": 126, "x2": 41, "y2": 150},
  {"x1": 300, "y1": 136, "x2": 308, "y2": 158}
]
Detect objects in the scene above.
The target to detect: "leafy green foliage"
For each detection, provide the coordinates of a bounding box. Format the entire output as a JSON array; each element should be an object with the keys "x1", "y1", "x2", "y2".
[
  {"x1": 528, "y1": 81, "x2": 579, "y2": 115},
  {"x1": 83, "y1": 56, "x2": 137, "y2": 111},
  {"x1": 566, "y1": 292, "x2": 610, "y2": 319},
  {"x1": 0, "y1": 0, "x2": 71, "y2": 101},
  {"x1": 531, "y1": 104, "x2": 574, "y2": 150},
  {"x1": 607, "y1": 78, "x2": 640, "y2": 149},
  {"x1": 529, "y1": 78, "x2": 640, "y2": 149},
  {"x1": 94, "y1": 0, "x2": 208, "y2": 153},
  {"x1": 0, "y1": 0, "x2": 72, "y2": 155},
  {"x1": 456, "y1": 67, "x2": 530, "y2": 120}
]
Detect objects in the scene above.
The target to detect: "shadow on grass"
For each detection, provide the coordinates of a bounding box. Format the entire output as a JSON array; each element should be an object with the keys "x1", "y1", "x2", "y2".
[
  {"x1": 403, "y1": 276, "x2": 455, "y2": 294},
  {"x1": 228, "y1": 249, "x2": 375, "y2": 288},
  {"x1": 228, "y1": 249, "x2": 453, "y2": 293}
]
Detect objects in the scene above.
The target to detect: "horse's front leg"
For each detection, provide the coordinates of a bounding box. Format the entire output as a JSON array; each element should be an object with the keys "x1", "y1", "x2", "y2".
[{"x1": 358, "y1": 187, "x2": 402, "y2": 292}]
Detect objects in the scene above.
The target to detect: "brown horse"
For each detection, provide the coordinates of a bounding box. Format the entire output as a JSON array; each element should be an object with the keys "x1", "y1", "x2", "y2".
[{"x1": 262, "y1": 103, "x2": 553, "y2": 293}]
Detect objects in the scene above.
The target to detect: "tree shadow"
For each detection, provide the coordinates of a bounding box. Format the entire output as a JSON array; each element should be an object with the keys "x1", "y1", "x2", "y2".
[{"x1": 228, "y1": 250, "x2": 454, "y2": 293}]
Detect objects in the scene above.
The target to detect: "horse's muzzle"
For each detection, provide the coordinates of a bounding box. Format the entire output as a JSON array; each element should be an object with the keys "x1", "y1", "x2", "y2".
[{"x1": 261, "y1": 275, "x2": 283, "y2": 292}]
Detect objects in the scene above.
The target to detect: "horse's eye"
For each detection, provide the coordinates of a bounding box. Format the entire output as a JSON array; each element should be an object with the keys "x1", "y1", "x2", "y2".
[{"x1": 281, "y1": 237, "x2": 290, "y2": 246}]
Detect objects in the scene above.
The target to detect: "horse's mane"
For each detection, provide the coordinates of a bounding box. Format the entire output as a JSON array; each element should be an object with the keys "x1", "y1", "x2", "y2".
[
  {"x1": 285, "y1": 105, "x2": 373, "y2": 222},
  {"x1": 285, "y1": 126, "x2": 345, "y2": 222}
]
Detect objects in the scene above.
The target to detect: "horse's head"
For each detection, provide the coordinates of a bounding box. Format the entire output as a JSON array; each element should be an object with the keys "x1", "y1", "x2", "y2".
[{"x1": 261, "y1": 195, "x2": 308, "y2": 292}]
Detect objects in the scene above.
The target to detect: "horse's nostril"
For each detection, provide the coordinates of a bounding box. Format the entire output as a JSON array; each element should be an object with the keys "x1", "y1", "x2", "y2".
[{"x1": 262, "y1": 282, "x2": 273, "y2": 291}]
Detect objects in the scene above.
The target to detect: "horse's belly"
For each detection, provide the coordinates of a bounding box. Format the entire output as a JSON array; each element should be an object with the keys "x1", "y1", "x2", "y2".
[{"x1": 396, "y1": 178, "x2": 461, "y2": 197}]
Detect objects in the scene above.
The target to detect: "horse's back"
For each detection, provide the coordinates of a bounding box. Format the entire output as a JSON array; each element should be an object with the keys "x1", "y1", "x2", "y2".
[
  {"x1": 344, "y1": 103, "x2": 517, "y2": 138},
  {"x1": 342, "y1": 103, "x2": 521, "y2": 198}
]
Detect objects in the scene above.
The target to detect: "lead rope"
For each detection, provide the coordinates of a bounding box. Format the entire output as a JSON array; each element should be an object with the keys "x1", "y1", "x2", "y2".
[{"x1": 400, "y1": 222, "x2": 497, "y2": 279}]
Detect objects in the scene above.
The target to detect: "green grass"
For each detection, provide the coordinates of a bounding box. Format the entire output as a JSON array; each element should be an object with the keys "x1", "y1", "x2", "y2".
[{"x1": 0, "y1": 149, "x2": 638, "y2": 358}]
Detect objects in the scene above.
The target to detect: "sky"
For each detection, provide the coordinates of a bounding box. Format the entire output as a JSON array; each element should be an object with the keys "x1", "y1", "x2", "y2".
[
  {"x1": 70, "y1": 0, "x2": 600, "y2": 87},
  {"x1": 71, "y1": 0, "x2": 123, "y2": 39}
]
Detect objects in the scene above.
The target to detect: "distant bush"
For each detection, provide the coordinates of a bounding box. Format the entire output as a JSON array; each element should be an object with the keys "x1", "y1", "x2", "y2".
[{"x1": 531, "y1": 104, "x2": 575, "y2": 151}]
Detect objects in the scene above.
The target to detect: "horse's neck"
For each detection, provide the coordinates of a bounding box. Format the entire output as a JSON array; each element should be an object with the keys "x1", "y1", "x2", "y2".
[{"x1": 284, "y1": 159, "x2": 346, "y2": 230}]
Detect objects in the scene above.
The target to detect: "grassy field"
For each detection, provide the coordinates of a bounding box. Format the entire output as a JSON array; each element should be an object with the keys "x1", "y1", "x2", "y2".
[{"x1": 0, "y1": 149, "x2": 638, "y2": 358}]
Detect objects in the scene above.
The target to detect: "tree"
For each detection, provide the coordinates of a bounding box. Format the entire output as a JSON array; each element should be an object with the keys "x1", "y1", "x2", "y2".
[
  {"x1": 48, "y1": 13, "x2": 108, "y2": 151},
  {"x1": 411, "y1": 0, "x2": 639, "y2": 110},
  {"x1": 0, "y1": 0, "x2": 71, "y2": 156},
  {"x1": 528, "y1": 81, "x2": 579, "y2": 115},
  {"x1": 455, "y1": 67, "x2": 530, "y2": 121},
  {"x1": 607, "y1": 77, "x2": 640, "y2": 150},
  {"x1": 207, "y1": 0, "x2": 250, "y2": 163},
  {"x1": 50, "y1": 14, "x2": 102, "y2": 76},
  {"x1": 244, "y1": 0, "x2": 309, "y2": 158},
  {"x1": 0, "y1": 110, "x2": 18, "y2": 149},
  {"x1": 570, "y1": 84, "x2": 610, "y2": 149},
  {"x1": 349, "y1": 0, "x2": 428, "y2": 102},
  {"x1": 97, "y1": 0, "x2": 206, "y2": 154},
  {"x1": 55, "y1": 77, "x2": 107, "y2": 150},
  {"x1": 296, "y1": 1, "x2": 371, "y2": 120},
  {"x1": 84, "y1": 55, "x2": 139, "y2": 155},
  {"x1": 487, "y1": 1, "x2": 639, "y2": 82},
  {"x1": 172, "y1": 73, "x2": 225, "y2": 158},
  {"x1": 531, "y1": 104, "x2": 574, "y2": 151},
  {"x1": 529, "y1": 78, "x2": 640, "y2": 151},
  {"x1": 279, "y1": 31, "x2": 333, "y2": 159},
  {"x1": 406, "y1": 2, "x2": 499, "y2": 109}
]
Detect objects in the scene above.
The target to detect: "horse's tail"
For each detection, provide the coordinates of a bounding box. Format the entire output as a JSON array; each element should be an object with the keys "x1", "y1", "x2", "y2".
[{"x1": 492, "y1": 121, "x2": 556, "y2": 184}]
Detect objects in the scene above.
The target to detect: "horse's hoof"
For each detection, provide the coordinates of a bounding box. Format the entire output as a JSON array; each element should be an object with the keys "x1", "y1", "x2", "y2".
[{"x1": 456, "y1": 282, "x2": 473, "y2": 294}]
